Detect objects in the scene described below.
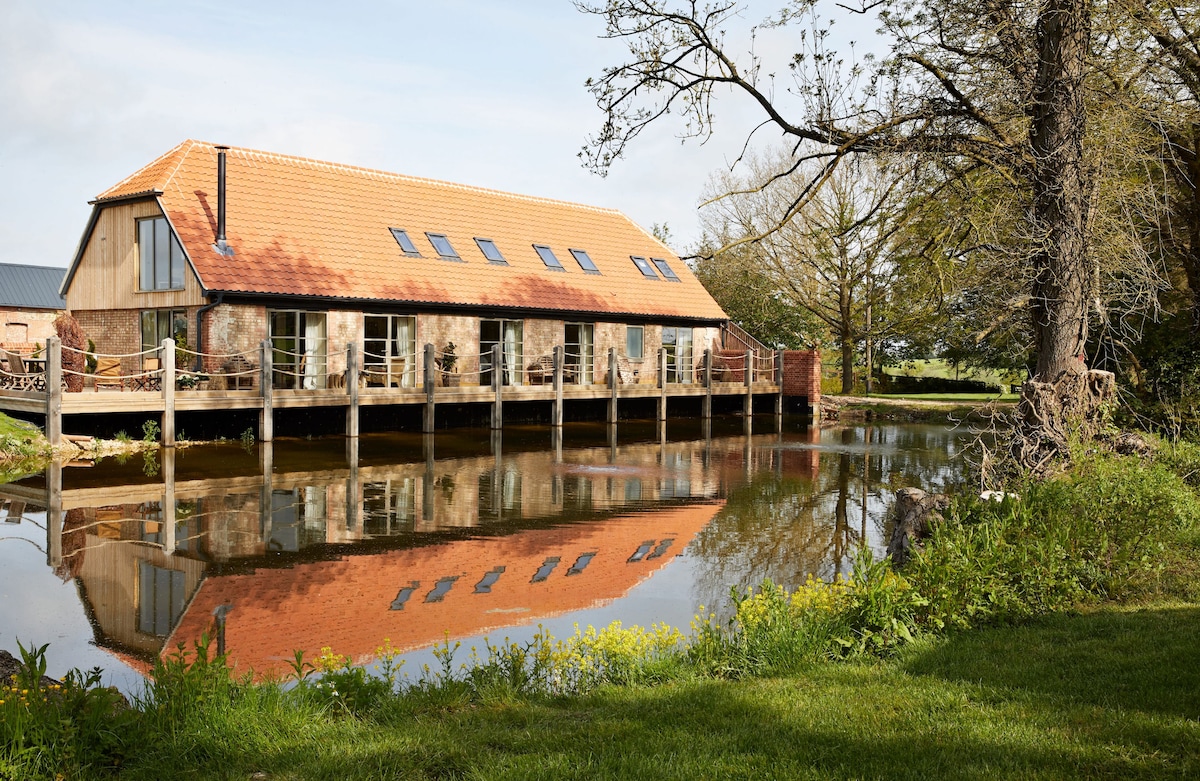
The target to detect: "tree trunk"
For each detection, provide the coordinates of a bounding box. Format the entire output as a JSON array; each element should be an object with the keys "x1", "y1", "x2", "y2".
[
  {"x1": 1028, "y1": 0, "x2": 1092, "y2": 381},
  {"x1": 840, "y1": 282, "x2": 854, "y2": 393},
  {"x1": 1015, "y1": 0, "x2": 1111, "y2": 470}
]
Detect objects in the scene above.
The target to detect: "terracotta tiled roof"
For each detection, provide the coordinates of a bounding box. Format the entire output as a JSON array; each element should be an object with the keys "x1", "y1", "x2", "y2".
[
  {"x1": 164, "y1": 502, "x2": 723, "y2": 678},
  {"x1": 97, "y1": 140, "x2": 728, "y2": 321}
]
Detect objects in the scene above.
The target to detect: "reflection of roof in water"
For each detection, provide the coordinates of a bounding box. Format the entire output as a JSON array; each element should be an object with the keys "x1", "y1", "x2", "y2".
[{"x1": 167, "y1": 501, "x2": 723, "y2": 678}]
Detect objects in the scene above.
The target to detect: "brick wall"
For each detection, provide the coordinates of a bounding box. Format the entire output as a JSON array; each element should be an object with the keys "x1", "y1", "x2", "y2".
[
  {"x1": 0, "y1": 307, "x2": 60, "y2": 349},
  {"x1": 782, "y1": 349, "x2": 821, "y2": 407}
]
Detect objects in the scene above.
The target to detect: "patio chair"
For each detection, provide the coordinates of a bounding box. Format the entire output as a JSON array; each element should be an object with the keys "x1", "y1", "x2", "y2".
[
  {"x1": 131, "y1": 358, "x2": 162, "y2": 391},
  {"x1": 526, "y1": 355, "x2": 555, "y2": 384},
  {"x1": 3, "y1": 350, "x2": 44, "y2": 391},
  {"x1": 93, "y1": 357, "x2": 126, "y2": 391}
]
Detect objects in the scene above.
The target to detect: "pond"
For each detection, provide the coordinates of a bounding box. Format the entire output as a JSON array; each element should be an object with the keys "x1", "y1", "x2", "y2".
[{"x1": 0, "y1": 419, "x2": 972, "y2": 692}]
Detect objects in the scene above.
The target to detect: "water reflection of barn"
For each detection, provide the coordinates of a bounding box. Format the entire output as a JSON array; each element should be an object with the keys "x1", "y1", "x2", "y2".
[{"x1": 18, "y1": 432, "x2": 819, "y2": 677}]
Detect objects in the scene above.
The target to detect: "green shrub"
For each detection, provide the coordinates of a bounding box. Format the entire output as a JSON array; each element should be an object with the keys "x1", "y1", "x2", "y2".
[{"x1": 0, "y1": 641, "x2": 135, "y2": 780}]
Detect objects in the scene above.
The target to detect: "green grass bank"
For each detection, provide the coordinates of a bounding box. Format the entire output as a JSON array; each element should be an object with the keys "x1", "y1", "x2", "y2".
[{"x1": 3, "y1": 438, "x2": 1199, "y2": 780}]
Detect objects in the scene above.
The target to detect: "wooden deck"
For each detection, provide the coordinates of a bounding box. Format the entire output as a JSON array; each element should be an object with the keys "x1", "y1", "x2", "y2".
[{"x1": 0, "y1": 339, "x2": 809, "y2": 445}]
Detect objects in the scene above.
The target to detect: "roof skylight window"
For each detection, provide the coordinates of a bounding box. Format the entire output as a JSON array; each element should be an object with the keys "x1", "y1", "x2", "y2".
[
  {"x1": 569, "y1": 248, "x2": 601, "y2": 274},
  {"x1": 426, "y1": 232, "x2": 460, "y2": 260},
  {"x1": 475, "y1": 238, "x2": 507, "y2": 264},
  {"x1": 651, "y1": 258, "x2": 681, "y2": 281},
  {"x1": 389, "y1": 228, "x2": 420, "y2": 255},
  {"x1": 630, "y1": 256, "x2": 659, "y2": 279},
  {"x1": 533, "y1": 244, "x2": 565, "y2": 271}
]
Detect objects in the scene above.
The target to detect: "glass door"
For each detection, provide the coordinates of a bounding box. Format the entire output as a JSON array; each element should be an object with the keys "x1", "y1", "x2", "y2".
[
  {"x1": 270, "y1": 311, "x2": 327, "y2": 389},
  {"x1": 662, "y1": 326, "x2": 694, "y2": 384},
  {"x1": 364, "y1": 315, "x2": 417, "y2": 387},
  {"x1": 565, "y1": 323, "x2": 594, "y2": 384},
  {"x1": 481, "y1": 319, "x2": 524, "y2": 386}
]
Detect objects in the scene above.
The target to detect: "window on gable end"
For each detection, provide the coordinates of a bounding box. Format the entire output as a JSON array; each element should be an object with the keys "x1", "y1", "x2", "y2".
[{"x1": 137, "y1": 217, "x2": 187, "y2": 291}]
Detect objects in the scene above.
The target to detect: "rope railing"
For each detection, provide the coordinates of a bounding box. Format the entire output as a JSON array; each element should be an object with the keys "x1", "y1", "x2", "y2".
[{"x1": 62, "y1": 345, "x2": 161, "y2": 360}]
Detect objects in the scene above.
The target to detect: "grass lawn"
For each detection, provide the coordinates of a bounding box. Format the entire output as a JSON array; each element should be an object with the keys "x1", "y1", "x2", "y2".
[
  {"x1": 119, "y1": 603, "x2": 1200, "y2": 780},
  {"x1": 882, "y1": 359, "x2": 1020, "y2": 388}
]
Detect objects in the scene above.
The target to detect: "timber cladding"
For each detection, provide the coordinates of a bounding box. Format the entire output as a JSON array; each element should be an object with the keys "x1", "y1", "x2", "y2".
[{"x1": 65, "y1": 199, "x2": 205, "y2": 312}]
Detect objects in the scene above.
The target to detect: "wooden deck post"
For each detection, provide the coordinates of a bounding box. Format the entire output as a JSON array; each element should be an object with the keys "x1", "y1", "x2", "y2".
[
  {"x1": 552, "y1": 345, "x2": 564, "y2": 427},
  {"x1": 491, "y1": 343, "x2": 503, "y2": 430},
  {"x1": 161, "y1": 338, "x2": 175, "y2": 447},
  {"x1": 702, "y1": 348, "x2": 713, "y2": 420},
  {"x1": 260, "y1": 339, "x2": 274, "y2": 443},
  {"x1": 775, "y1": 349, "x2": 785, "y2": 432},
  {"x1": 45, "y1": 337, "x2": 61, "y2": 447},
  {"x1": 346, "y1": 342, "x2": 359, "y2": 438},
  {"x1": 607, "y1": 347, "x2": 618, "y2": 424},
  {"x1": 423, "y1": 343, "x2": 435, "y2": 433},
  {"x1": 744, "y1": 348, "x2": 754, "y2": 434},
  {"x1": 658, "y1": 346, "x2": 668, "y2": 422}
]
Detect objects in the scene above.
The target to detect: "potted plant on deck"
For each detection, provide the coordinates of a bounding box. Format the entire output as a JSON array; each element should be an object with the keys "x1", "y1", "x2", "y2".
[{"x1": 436, "y1": 342, "x2": 459, "y2": 387}]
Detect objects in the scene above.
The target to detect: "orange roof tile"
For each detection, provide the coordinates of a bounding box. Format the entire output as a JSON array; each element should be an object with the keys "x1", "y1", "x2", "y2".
[{"x1": 98, "y1": 140, "x2": 728, "y2": 321}]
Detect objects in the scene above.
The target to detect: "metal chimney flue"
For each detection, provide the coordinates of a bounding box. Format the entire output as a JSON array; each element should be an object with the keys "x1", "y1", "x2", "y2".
[{"x1": 213, "y1": 145, "x2": 234, "y2": 257}]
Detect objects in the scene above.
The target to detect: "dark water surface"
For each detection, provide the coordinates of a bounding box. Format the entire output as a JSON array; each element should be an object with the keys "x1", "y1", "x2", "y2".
[{"x1": 0, "y1": 419, "x2": 971, "y2": 692}]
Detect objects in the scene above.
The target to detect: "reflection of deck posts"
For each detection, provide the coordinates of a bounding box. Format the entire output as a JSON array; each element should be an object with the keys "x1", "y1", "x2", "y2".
[
  {"x1": 658, "y1": 347, "x2": 668, "y2": 422},
  {"x1": 491, "y1": 343, "x2": 503, "y2": 430},
  {"x1": 552, "y1": 345, "x2": 564, "y2": 427},
  {"x1": 423, "y1": 343, "x2": 435, "y2": 433},
  {"x1": 259, "y1": 340, "x2": 274, "y2": 443},
  {"x1": 607, "y1": 347, "x2": 618, "y2": 424},
  {"x1": 775, "y1": 349, "x2": 785, "y2": 433},
  {"x1": 162, "y1": 446, "x2": 176, "y2": 554},
  {"x1": 345, "y1": 436, "x2": 360, "y2": 534},
  {"x1": 47, "y1": 460, "x2": 62, "y2": 570},
  {"x1": 702, "y1": 348, "x2": 712, "y2": 420},
  {"x1": 161, "y1": 338, "x2": 176, "y2": 446},
  {"x1": 46, "y1": 337, "x2": 62, "y2": 447},
  {"x1": 551, "y1": 425, "x2": 563, "y2": 463},
  {"x1": 259, "y1": 440, "x2": 274, "y2": 542},
  {"x1": 743, "y1": 349, "x2": 754, "y2": 434},
  {"x1": 422, "y1": 433, "x2": 435, "y2": 525},
  {"x1": 346, "y1": 342, "x2": 359, "y2": 438}
]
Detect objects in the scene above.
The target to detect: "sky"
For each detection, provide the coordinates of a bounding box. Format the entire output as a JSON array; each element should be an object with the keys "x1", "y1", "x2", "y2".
[{"x1": 0, "y1": 0, "x2": 875, "y2": 269}]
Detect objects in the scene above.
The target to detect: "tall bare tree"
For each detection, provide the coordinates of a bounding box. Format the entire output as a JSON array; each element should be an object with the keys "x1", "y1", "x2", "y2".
[{"x1": 577, "y1": 0, "x2": 1134, "y2": 460}]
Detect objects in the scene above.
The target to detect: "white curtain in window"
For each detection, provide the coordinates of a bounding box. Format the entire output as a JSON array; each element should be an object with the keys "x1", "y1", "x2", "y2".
[
  {"x1": 678, "y1": 328, "x2": 694, "y2": 383},
  {"x1": 503, "y1": 321, "x2": 522, "y2": 385},
  {"x1": 303, "y1": 315, "x2": 327, "y2": 390},
  {"x1": 394, "y1": 317, "x2": 413, "y2": 387},
  {"x1": 579, "y1": 324, "x2": 594, "y2": 384}
]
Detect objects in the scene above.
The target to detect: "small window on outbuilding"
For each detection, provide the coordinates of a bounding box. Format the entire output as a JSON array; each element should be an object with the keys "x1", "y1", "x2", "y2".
[
  {"x1": 533, "y1": 245, "x2": 565, "y2": 271},
  {"x1": 569, "y1": 249, "x2": 600, "y2": 274},
  {"x1": 651, "y1": 258, "x2": 681, "y2": 281},
  {"x1": 390, "y1": 228, "x2": 420, "y2": 255},
  {"x1": 630, "y1": 256, "x2": 659, "y2": 279},
  {"x1": 475, "y1": 238, "x2": 507, "y2": 264},
  {"x1": 426, "y1": 233, "x2": 461, "y2": 260}
]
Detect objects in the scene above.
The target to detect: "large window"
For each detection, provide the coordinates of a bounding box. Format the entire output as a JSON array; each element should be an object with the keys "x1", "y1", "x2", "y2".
[
  {"x1": 270, "y1": 310, "x2": 327, "y2": 389},
  {"x1": 565, "y1": 322, "x2": 594, "y2": 384},
  {"x1": 480, "y1": 319, "x2": 523, "y2": 386},
  {"x1": 364, "y1": 315, "x2": 417, "y2": 387},
  {"x1": 626, "y1": 325, "x2": 644, "y2": 361},
  {"x1": 137, "y1": 217, "x2": 186, "y2": 291},
  {"x1": 662, "y1": 326, "x2": 694, "y2": 383},
  {"x1": 141, "y1": 309, "x2": 188, "y2": 368}
]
